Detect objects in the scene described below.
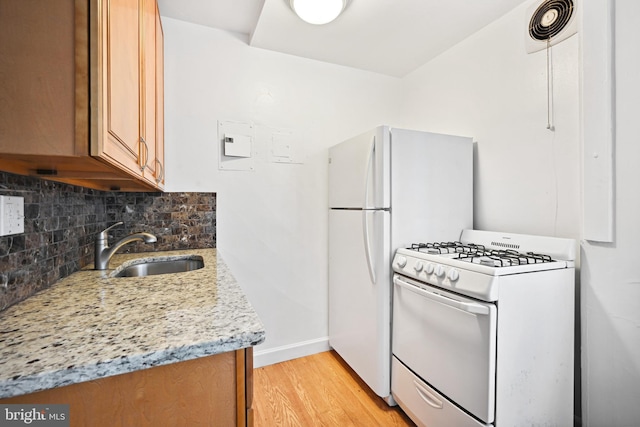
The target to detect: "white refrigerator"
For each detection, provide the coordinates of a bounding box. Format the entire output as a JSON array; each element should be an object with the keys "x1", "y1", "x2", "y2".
[{"x1": 328, "y1": 125, "x2": 473, "y2": 403}]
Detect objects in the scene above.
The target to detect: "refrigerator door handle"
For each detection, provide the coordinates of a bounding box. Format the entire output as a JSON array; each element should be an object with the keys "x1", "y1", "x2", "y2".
[
  {"x1": 362, "y1": 210, "x2": 376, "y2": 284},
  {"x1": 363, "y1": 136, "x2": 375, "y2": 209},
  {"x1": 361, "y1": 136, "x2": 377, "y2": 284}
]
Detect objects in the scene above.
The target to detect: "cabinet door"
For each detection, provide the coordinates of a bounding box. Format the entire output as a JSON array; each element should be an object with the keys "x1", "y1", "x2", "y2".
[
  {"x1": 140, "y1": 0, "x2": 164, "y2": 188},
  {"x1": 95, "y1": 0, "x2": 143, "y2": 176},
  {"x1": 154, "y1": 4, "x2": 165, "y2": 188},
  {"x1": 1, "y1": 351, "x2": 245, "y2": 426},
  {"x1": 140, "y1": 0, "x2": 157, "y2": 186},
  {"x1": 0, "y1": 0, "x2": 79, "y2": 156}
]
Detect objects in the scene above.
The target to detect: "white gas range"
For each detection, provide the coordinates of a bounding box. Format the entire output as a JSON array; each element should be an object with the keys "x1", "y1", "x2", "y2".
[{"x1": 391, "y1": 229, "x2": 576, "y2": 427}]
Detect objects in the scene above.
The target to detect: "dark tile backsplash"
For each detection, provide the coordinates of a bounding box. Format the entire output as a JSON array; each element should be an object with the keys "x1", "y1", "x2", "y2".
[{"x1": 0, "y1": 171, "x2": 216, "y2": 311}]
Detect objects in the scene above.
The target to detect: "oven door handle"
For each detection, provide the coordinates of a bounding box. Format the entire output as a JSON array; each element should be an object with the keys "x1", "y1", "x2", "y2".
[
  {"x1": 413, "y1": 380, "x2": 443, "y2": 409},
  {"x1": 394, "y1": 276, "x2": 490, "y2": 315}
]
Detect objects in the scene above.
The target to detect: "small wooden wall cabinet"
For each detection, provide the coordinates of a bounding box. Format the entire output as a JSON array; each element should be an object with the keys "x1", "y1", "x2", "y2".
[
  {"x1": 2, "y1": 348, "x2": 255, "y2": 427},
  {"x1": 0, "y1": 0, "x2": 165, "y2": 191}
]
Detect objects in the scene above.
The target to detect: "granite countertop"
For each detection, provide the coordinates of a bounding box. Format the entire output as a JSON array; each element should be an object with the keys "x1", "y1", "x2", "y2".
[{"x1": 0, "y1": 249, "x2": 265, "y2": 399}]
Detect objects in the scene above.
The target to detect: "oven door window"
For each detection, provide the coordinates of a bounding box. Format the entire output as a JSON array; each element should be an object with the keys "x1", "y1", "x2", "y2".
[{"x1": 392, "y1": 274, "x2": 497, "y2": 424}]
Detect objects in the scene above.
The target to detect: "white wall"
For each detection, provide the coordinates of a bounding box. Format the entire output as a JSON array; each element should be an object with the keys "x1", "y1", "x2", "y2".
[
  {"x1": 162, "y1": 18, "x2": 402, "y2": 365},
  {"x1": 400, "y1": 3, "x2": 581, "y2": 239},
  {"x1": 580, "y1": 1, "x2": 640, "y2": 425}
]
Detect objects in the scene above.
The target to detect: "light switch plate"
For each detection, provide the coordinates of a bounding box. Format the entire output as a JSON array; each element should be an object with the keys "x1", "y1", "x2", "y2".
[{"x1": 0, "y1": 196, "x2": 25, "y2": 236}]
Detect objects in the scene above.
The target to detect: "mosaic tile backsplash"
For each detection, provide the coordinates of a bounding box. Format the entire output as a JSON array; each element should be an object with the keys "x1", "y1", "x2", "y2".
[{"x1": 0, "y1": 171, "x2": 216, "y2": 311}]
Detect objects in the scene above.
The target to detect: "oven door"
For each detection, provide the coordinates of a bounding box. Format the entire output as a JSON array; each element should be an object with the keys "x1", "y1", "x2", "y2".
[{"x1": 392, "y1": 274, "x2": 497, "y2": 424}]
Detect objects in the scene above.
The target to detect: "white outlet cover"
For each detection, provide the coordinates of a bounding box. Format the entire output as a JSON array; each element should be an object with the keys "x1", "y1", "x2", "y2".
[{"x1": 0, "y1": 195, "x2": 25, "y2": 236}]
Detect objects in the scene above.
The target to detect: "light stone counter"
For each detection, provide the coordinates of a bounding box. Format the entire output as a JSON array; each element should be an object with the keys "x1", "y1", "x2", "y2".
[{"x1": 0, "y1": 249, "x2": 265, "y2": 399}]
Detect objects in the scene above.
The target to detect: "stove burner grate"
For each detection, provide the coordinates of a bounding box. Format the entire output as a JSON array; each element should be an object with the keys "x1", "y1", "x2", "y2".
[
  {"x1": 408, "y1": 241, "x2": 556, "y2": 267},
  {"x1": 410, "y1": 241, "x2": 486, "y2": 254}
]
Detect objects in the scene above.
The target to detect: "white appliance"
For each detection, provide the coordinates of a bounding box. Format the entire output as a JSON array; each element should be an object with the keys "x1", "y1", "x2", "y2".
[
  {"x1": 391, "y1": 229, "x2": 575, "y2": 426},
  {"x1": 328, "y1": 125, "x2": 473, "y2": 403}
]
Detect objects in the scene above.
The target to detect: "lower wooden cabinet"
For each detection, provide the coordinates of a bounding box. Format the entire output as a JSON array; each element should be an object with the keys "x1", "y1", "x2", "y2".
[{"x1": 1, "y1": 348, "x2": 255, "y2": 427}]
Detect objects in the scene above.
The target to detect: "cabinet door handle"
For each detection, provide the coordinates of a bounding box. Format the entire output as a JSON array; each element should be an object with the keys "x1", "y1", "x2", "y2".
[
  {"x1": 140, "y1": 137, "x2": 149, "y2": 171},
  {"x1": 155, "y1": 159, "x2": 164, "y2": 184}
]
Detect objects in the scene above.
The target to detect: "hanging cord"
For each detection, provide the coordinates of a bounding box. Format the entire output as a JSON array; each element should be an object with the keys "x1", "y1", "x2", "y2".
[
  {"x1": 545, "y1": 40, "x2": 558, "y2": 233},
  {"x1": 546, "y1": 38, "x2": 555, "y2": 131}
]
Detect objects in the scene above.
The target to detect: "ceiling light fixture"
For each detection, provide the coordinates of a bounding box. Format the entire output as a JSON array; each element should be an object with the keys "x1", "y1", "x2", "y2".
[{"x1": 289, "y1": 0, "x2": 350, "y2": 25}]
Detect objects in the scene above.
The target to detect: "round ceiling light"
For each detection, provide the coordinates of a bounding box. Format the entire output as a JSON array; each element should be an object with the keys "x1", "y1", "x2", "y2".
[{"x1": 289, "y1": 0, "x2": 349, "y2": 25}]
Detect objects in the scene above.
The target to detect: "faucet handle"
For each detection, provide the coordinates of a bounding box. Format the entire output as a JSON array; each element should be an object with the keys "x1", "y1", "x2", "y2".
[{"x1": 97, "y1": 221, "x2": 124, "y2": 241}]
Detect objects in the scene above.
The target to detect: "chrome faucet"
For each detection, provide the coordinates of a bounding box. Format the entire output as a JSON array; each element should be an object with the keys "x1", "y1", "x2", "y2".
[{"x1": 94, "y1": 222, "x2": 157, "y2": 270}]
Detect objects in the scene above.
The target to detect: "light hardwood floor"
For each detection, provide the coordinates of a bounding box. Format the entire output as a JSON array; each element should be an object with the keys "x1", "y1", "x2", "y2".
[{"x1": 253, "y1": 351, "x2": 416, "y2": 427}]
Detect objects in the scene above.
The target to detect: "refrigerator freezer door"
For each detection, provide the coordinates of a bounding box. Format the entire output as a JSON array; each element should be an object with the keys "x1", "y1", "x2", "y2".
[
  {"x1": 329, "y1": 208, "x2": 391, "y2": 398},
  {"x1": 328, "y1": 126, "x2": 390, "y2": 209}
]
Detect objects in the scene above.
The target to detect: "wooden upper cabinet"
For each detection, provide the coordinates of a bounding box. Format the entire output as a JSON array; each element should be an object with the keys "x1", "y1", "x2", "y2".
[{"x1": 0, "y1": 0, "x2": 165, "y2": 192}]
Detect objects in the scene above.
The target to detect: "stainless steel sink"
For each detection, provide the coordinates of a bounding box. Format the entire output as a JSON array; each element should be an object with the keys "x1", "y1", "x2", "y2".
[{"x1": 113, "y1": 256, "x2": 204, "y2": 278}]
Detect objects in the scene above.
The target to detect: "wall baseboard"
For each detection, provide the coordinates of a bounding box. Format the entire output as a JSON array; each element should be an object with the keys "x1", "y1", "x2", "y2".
[{"x1": 253, "y1": 337, "x2": 330, "y2": 368}]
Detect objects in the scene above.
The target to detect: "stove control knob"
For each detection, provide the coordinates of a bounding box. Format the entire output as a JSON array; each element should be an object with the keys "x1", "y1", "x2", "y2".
[
  {"x1": 414, "y1": 261, "x2": 424, "y2": 272},
  {"x1": 396, "y1": 256, "x2": 407, "y2": 268},
  {"x1": 448, "y1": 269, "x2": 460, "y2": 282},
  {"x1": 425, "y1": 263, "x2": 435, "y2": 275},
  {"x1": 435, "y1": 265, "x2": 445, "y2": 278}
]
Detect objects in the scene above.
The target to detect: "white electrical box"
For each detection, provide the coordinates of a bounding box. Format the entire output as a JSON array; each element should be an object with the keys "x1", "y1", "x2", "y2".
[
  {"x1": 224, "y1": 133, "x2": 252, "y2": 158},
  {"x1": 0, "y1": 195, "x2": 25, "y2": 236},
  {"x1": 218, "y1": 121, "x2": 255, "y2": 171}
]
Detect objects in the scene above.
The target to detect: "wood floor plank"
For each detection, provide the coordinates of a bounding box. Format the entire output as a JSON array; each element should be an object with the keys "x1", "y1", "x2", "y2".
[
  {"x1": 254, "y1": 363, "x2": 308, "y2": 426},
  {"x1": 282, "y1": 353, "x2": 369, "y2": 427},
  {"x1": 254, "y1": 351, "x2": 415, "y2": 427},
  {"x1": 306, "y1": 353, "x2": 385, "y2": 426}
]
